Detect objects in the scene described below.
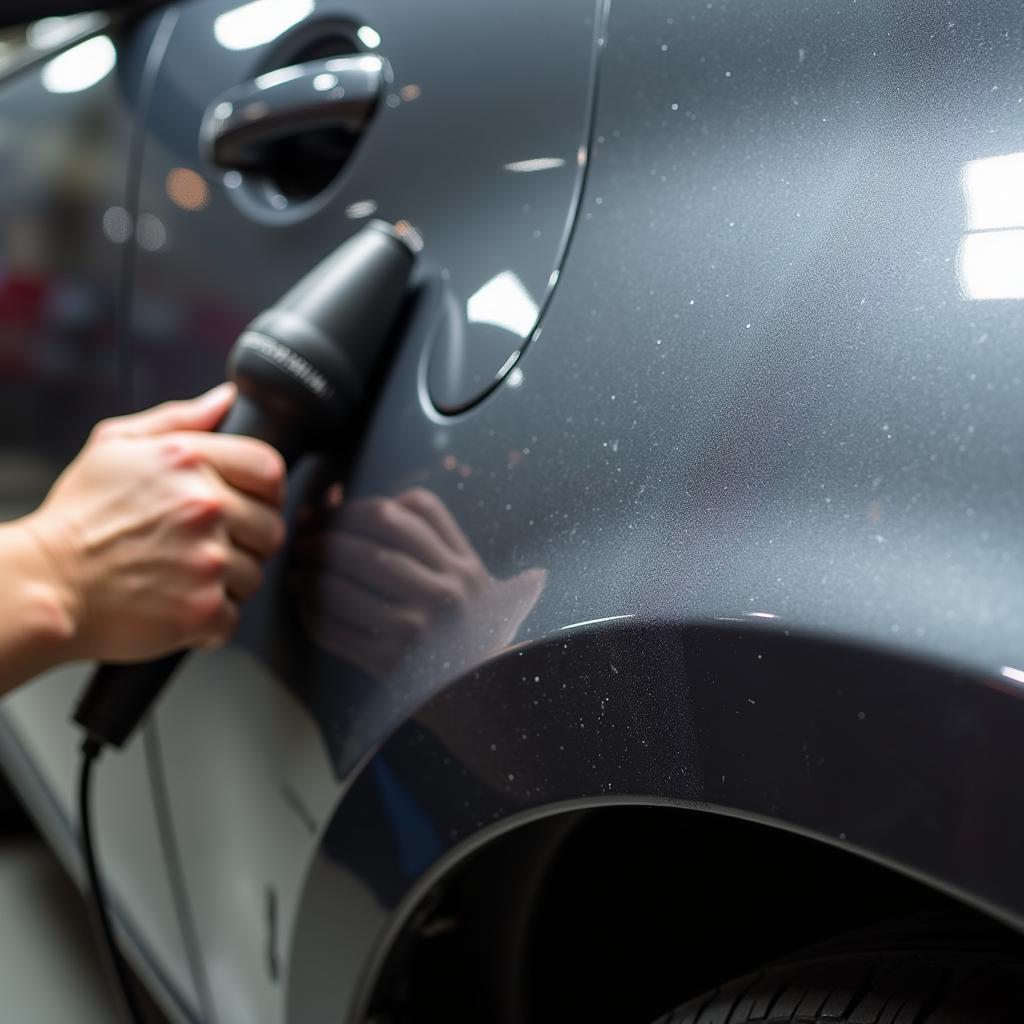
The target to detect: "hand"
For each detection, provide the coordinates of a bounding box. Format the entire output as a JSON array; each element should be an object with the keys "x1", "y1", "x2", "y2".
[
  {"x1": 291, "y1": 486, "x2": 546, "y2": 680},
  {"x1": 21, "y1": 383, "x2": 286, "y2": 662}
]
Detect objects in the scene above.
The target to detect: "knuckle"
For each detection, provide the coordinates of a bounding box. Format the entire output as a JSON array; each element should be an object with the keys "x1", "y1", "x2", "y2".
[
  {"x1": 178, "y1": 487, "x2": 225, "y2": 527},
  {"x1": 438, "y1": 576, "x2": 467, "y2": 607},
  {"x1": 159, "y1": 437, "x2": 199, "y2": 469},
  {"x1": 90, "y1": 418, "x2": 119, "y2": 442},
  {"x1": 402, "y1": 487, "x2": 435, "y2": 512},
  {"x1": 192, "y1": 542, "x2": 228, "y2": 578},
  {"x1": 157, "y1": 399, "x2": 188, "y2": 422},
  {"x1": 366, "y1": 496, "x2": 399, "y2": 527},
  {"x1": 454, "y1": 555, "x2": 486, "y2": 588},
  {"x1": 396, "y1": 609, "x2": 427, "y2": 641},
  {"x1": 180, "y1": 588, "x2": 223, "y2": 632}
]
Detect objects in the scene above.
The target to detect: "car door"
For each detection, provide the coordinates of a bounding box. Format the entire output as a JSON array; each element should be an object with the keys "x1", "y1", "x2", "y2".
[
  {"x1": 127, "y1": 0, "x2": 601, "y2": 1020},
  {"x1": 0, "y1": 11, "x2": 210, "y2": 1021}
]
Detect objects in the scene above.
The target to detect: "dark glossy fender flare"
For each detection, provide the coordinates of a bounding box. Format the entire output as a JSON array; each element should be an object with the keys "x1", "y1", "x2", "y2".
[{"x1": 285, "y1": 619, "x2": 1024, "y2": 1023}]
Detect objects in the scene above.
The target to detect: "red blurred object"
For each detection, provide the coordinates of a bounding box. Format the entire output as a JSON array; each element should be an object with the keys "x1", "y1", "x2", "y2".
[{"x1": 0, "y1": 271, "x2": 50, "y2": 376}]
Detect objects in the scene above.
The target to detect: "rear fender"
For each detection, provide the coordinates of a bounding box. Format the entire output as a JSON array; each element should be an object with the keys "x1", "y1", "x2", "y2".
[{"x1": 285, "y1": 619, "x2": 1024, "y2": 1022}]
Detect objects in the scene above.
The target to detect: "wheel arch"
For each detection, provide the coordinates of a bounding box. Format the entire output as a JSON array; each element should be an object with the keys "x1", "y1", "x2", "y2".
[{"x1": 285, "y1": 619, "x2": 1024, "y2": 1022}]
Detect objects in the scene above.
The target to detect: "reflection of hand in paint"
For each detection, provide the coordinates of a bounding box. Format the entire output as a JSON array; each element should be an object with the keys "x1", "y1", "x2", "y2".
[{"x1": 291, "y1": 487, "x2": 546, "y2": 681}]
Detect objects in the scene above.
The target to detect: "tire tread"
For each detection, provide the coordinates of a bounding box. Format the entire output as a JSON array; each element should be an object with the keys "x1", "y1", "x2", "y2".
[{"x1": 652, "y1": 950, "x2": 1024, "y2": 1024}]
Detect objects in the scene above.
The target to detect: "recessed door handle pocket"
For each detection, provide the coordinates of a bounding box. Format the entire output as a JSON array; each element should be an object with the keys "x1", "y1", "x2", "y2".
[{"x1": 200, "y1": 53, "x2": 388, "y2": 172}]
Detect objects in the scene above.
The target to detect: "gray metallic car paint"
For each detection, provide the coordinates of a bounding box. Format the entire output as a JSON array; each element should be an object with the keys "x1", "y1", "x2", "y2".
[
  {"x1": 129, "y1": 2, "x2": 600, "y2": 1021},
  {"x1": 3, "y1": 0, "x2": 1024, "y2": 1021}
]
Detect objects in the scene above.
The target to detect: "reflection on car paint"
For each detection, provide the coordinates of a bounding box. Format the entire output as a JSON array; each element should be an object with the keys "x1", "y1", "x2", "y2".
[
  {"x1": 290, "y1": 485, "x2": 547, "y2": 685},
  {"x1": 212, "y1": 0, "x2": 313, "y2": 52},
  {"x1": 41, "y1": 35, "x2": 116, "y2": 94}
]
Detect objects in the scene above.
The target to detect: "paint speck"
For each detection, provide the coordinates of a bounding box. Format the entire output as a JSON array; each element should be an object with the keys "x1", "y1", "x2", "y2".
[
  {"x1": 660, "y1": 43, "x2": 668, "y2": 52},
  {"x1": 724, "y1": 70, "x2": 732, "y2": 78}
]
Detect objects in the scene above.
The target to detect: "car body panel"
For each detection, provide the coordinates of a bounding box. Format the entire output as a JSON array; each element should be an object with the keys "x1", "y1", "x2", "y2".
[
  {"x1": 287, "y1": 622, "x2": 1024, "y2": 1022},
  {"x1": 127, "y1": 1, "x2": 599, "y2": 1021},
  {"x1": 3, "y1": 0, "x2": 1024, "y2": 1021}
]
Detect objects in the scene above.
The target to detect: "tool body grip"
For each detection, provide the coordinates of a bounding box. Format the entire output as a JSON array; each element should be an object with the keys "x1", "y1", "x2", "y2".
[
  {"x1": 72, "y1": 396, "x2": 292, "y2": 748},
  {"x1": 70, "y1": 220, "x2": 414, "y2": 749}
]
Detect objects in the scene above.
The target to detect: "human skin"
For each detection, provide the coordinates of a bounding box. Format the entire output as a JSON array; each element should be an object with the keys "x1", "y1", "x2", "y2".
[{"x1": 0, "y1": 383, "x2": 286, "y2": 695}]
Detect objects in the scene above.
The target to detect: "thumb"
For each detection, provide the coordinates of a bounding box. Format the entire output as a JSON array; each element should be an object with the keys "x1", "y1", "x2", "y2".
[
  {"x1": 504, "y1": 567, "x2": 548, "y2": 618},
  {"x1": 110, "y1": 383, "x2": 237, "y2": 437}
]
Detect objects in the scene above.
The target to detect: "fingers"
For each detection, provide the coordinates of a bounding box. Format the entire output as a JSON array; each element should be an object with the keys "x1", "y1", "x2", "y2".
[
  {"x1": 183, "y1": 433, "x2": 286, "y2": 505},
  {"x1": 299, "y1": 531, "x2": 463, "y2": 608},
  {"x1": 294, "y1": 572, "x2": 402, "y2": 636},
  {"x1": 173, "y1": 579, "x2": 241, "y2": 650},
  {"x1": 224, "y1": 547, "x2": 263, "y2": 601},
  {"x1": 194, "y1": 592, "x2": 241, "y2": 650},
  {"x1": 295, "y1": 606, "x2": 393, "y2": 678},
  {"x1": 396, "y1": 487, "x2": 476, "y2": 557},
  {"x1": 98, "y1": 384, "x2": 236, "y2": 439},
  {"x1": 218, "y1": 485, "x2": 285, "y2": 559},
  {"x1": 341, "y1": 496, "x2": 458, "y2": 573}
]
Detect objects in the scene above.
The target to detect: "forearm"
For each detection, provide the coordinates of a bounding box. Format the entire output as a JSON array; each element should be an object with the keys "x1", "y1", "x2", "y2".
[{"x1": 0, "y1": 518, "x2": 77, "y2": 695}]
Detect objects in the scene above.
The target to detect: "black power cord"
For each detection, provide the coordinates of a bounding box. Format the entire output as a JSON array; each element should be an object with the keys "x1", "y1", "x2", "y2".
[{"x1": 78, "y1": 738, "x2": 146, "y2": 1024}]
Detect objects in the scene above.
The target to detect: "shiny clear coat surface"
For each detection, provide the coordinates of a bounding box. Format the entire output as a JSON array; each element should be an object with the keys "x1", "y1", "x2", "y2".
[{"x1": 3, "y1": 0, "x2": 1024, "y2": 1022}]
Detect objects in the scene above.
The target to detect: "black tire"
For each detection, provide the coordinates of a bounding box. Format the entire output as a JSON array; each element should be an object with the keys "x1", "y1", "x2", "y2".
[{"x1": 653, "y1": 949, "x2": 1024, "y2": 1023}]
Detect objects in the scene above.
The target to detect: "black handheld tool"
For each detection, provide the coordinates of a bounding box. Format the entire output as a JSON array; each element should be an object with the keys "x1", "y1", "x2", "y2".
[{"x1": 73, "y1": 219, "x2": 415, "y2": 750}]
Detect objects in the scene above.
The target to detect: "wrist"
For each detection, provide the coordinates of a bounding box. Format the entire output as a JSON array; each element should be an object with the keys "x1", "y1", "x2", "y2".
[{"x1": 5, "y1": 515, "x2": 81, "y2": 662}]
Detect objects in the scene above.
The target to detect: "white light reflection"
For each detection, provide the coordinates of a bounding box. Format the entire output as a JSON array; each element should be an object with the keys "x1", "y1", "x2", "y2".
[
  {"x1": 747, "y1": 612, "x2": 778, "y2": 620},
  {"x1": 959, "y1": 151, "x2": 1024, "y2": 300},
  {"x1": 28, "y1": 13, "x2": 104, "y2": 50},
  {"x1": 357, "y1": 25, "x2": 381, "y2": 49},
  {"x1": 1000, "y1": 666, "x2": 1024, "y2": 687},
  {"x1": 41, "y1": 35, "x2": 115, "y2": 94},
  {"x1": 558, "y1": 614, "x2": 634, "y2": 631},
  {"x1": 213, "y1": 0, "x2": 313, "y2": 51},
  {"x1": 496, "y1": 351, "x2": 520, "y2": 378},
  {"x1": 102, "y1": 206, "x2": 132, "y2": 244},
  {"x1": 958, "y1": 231, "x2": 1024, "y2": 300},
  {"x1": 254, "y1": 65, "x2": 305, "y2": 90},
  {"x1": 963, "y1": 152, "x2": 1024, "y2": 231},
  {"x1": 136, "y1": 213, "x2": 167, "y2": 252},
  {"x1": 467, "y1": 270, "x2": 539, "y2": 337},
  {"x1": 328, "y1": 54, "x2": 384, "y2": 75},
  {"x1": 345, "y1": 199, "x2": 377, "y2": 219},
  {"x1": 504, "y1": 157, "x2": 566, "y2": 173}
]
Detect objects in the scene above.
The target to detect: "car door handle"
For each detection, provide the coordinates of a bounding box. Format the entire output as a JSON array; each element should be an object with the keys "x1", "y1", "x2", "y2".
[{"x1": 200, "y1": 53, "x2": 388, "y2": 171}]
